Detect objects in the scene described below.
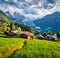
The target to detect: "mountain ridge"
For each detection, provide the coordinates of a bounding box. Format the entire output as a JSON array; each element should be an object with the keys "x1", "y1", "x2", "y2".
[{"x1": 34, "y1": 12, "x2": 60, "y2": 33}]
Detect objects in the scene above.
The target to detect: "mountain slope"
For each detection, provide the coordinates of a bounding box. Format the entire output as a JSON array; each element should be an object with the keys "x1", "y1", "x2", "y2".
[
  {"x1": 0, "y1": 10, "x2": 10, "y2": 22},
  {"x1": 0, "y1": 11, "x2": 33, "y2": 34},
  {"x1": 5, "y1": 11, "x2": 26, "y2": 23},
  {"x1": 0, "y1": 10, "x2": 11, "y2": 34},
  {"x1": 33, "y1": 12, "x2": 60, "y2": 33}
]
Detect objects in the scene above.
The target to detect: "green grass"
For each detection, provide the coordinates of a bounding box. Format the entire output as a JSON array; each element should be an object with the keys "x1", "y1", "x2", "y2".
[
  {"x1": 0, "y1": 37, "x2": 60, "y2": 58},
  {"x1": 9, "y1": 39, "x2": 60, "y2": 58},
  {"x1": 0, "y1": 37, "x2": 24, "y2": 58}
]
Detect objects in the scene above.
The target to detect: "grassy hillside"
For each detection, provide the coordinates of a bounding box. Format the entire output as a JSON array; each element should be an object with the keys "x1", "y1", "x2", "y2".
[
  {"x1": 9, "y1": 40, "x2": 60, "y2": 58},
  {"x1": 0, "y1": 37, "x2": 24, "y2": 58},
  {"x1": 0, "y1": 37, "x2": 60, "y2": 58}
]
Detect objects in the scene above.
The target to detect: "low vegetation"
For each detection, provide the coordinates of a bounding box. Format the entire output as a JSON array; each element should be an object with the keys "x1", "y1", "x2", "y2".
[
  {"x1": 0, "y1": 37, "x2": 24, "y2": 58},
  {"x1": 0, "y1": 38, "x2": 59, "y2": 58},
  {"x1": 9, "y1": 40, "x2": 60, "y2": 58}
]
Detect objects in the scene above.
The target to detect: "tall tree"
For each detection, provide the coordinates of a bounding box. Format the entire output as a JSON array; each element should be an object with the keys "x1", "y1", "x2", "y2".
[
  {"x1": 42, "y1": 32, "x2": 47, "y2": 37},
  {"x1": 29, "y1": 26, "x2": 34, "y2": 33},
  {"x1": 17, "y1": 27, "x2": 21, "y2": 37},
  {"x1": 10, "y1": 23, "x2": 15, "y2": 31},
  {"x1": 2, "y1": 23, "x2": 8, "y2": 32},
  {"x1": 48, "y1": 30, "x2": 53, "y2": 35}
]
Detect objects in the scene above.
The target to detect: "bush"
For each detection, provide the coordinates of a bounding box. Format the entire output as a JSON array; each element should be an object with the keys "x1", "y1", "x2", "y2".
[{"x1": 42, "y1": 32, "x2": 47, "y2": 37}]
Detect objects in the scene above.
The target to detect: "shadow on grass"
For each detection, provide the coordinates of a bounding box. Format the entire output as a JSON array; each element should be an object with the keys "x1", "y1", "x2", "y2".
[
  {"x1": 8, "y1": 40, "x2": 27, "y2": 58},
  {"x1": 0, "y1": 36, "x2": 20, "y2": 38}
]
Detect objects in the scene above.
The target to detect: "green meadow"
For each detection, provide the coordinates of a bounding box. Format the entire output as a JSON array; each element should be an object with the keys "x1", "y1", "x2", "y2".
[
  {"x1": 0, "y1": 37, "x2": 60, "y2": 58},
  {"x1": 0, "y1": 37, "x2": 24, "y2": 58}
]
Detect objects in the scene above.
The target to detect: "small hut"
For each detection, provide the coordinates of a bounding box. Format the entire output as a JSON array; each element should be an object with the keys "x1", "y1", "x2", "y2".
[
  {"x1": 9, "y1": 30, "x2": 17, "y2": 36},
  {"x1": 36, "y1": 35, "x2": 44, "y2": 40},
  {"x1": 20, "y1": 31, "x2": 34, "y2": 39},
  {"x1": 45, "y1": 35, "x2": 58, "y2": 41}
]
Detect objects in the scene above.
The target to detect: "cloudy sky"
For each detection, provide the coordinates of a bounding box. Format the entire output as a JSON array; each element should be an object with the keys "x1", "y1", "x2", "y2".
[{"x1": 0, "y1": 0, "x2": 60, "y2": 20}]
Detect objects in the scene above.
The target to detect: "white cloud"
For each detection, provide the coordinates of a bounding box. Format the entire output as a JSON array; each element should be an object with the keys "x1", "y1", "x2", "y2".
[
  {"x1": 0, "y1": 0, "x2": 60, "y2": 21},
  {"x1": 35, "y1": 26, "x2": 41, "y2": 30},
  {"x1": 0, "y1": 4, "x2": 8, "y2": 12},
  {"x1": 24, "y1": 14, "x2": 37, "y2": 19},
  {"x1": 4, "y1": 0, "x2": 18, "y2": 2},
  {"x1": 8, "y1": 6, "x2": 25, "y2": 13},
  {"x1": 23, "y1": 18, "x2": 28, "y2": 22},
  {"x1": 13, "y1": 0, "x2": 17, "y2": 2},
  {"x1": 25, "y1": 0, "x2": 32, "y2": 3},
  {"x1": 56, "y1": 0, "x2": 60, "y2": 3},
  {"x1": 4, "y1": 0, "x2": 9, "y2": 2}
]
